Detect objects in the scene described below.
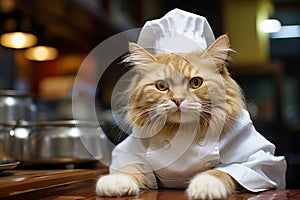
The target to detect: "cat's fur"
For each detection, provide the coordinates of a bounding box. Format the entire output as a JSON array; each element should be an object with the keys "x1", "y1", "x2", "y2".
[{"x1": 96, "y1": 35, "x2": 244, "y2": 199}]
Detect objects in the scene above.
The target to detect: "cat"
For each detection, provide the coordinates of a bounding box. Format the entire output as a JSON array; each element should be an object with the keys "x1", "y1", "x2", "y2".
[{"x1": 96, "y1": 35, "x2": 285, "y2": 199}]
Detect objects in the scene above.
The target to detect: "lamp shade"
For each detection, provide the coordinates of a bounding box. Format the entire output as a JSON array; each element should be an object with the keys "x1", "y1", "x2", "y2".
[
  {"x1": 0, "y1": 31, "x2": 37, "y2": 49},
  {"x1": 24, "y1": 45, "x2": 59, "y2": 61}
]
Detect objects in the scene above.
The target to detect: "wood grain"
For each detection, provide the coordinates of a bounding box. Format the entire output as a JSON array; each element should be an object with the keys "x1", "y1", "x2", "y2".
[
  {"x1": 0, "y1": 169, "x2": 107, "y2": 198},
  {"x1": 0, "y1": 168, "x2": 299, "y2": 200}
]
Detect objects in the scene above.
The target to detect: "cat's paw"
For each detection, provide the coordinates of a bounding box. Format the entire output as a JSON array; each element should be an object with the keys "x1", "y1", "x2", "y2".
[
  {"x1": 187, "y1": 173, "x2": 229, "y2": 200},
  {"x1": 96, "y1": 174, "x2": 139, "y2": 197}
]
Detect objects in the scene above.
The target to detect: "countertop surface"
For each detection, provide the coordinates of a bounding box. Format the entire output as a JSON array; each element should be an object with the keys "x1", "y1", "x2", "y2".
[
  {"x1": 0, "y1": 168, "x2": 107, "y2": 198},
  {"x1": 0, "y1": 168, "x2": 299, "y2": 200}
]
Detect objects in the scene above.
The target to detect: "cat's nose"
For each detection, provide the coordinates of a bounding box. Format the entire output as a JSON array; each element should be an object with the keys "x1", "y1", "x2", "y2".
[{"x1": 171, "y1": 97, "x2": 185, "y2": 106}]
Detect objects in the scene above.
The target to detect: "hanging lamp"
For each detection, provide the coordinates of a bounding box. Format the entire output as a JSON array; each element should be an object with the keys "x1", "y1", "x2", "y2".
[
  {"x1": 0, "y1": 31, "x2": 37, "y2": 49},
  {"x1": 0, "y1": 12, "x2": 38, "y2": 49},
  {"x1": 24, "y1": 45, "x2": 59, "y2": 61}
]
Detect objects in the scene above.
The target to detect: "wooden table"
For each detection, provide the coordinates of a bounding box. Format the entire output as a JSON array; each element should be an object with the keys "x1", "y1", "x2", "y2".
[{"x1": 0, "y1": 168, "x2": 299, "y2": 200}]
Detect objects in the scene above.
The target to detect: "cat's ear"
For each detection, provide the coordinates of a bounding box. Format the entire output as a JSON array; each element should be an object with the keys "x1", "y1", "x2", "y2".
[
  {"x1": 205, "y1": 35, "x2": 232, "y2": 73},
  {"x1": 206, "y1": 35, "x2": 231, "y2": 61},
  {"x1": 125, "y1": 42, "x2": 156, "y2": 66}
]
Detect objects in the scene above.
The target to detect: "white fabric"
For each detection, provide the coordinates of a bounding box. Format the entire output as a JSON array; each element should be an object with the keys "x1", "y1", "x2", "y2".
[
  {"x1": 137, "y1": 8, "x2": 215, "y2": 54},
  {"x1": 110, "y1": 109, "x2": 287, "y2": 192}
]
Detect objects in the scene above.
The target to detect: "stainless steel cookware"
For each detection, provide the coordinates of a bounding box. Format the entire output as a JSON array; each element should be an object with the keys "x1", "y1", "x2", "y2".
[
  {"x1": 0, "y1": 120, "x2": 113, "y2": 164},
  {"x1": 0, "y1": 90, "x2": 36, "y2": 123},
  {"x1": 0, "y1": 122, "x2": 15, "y2": 161}
]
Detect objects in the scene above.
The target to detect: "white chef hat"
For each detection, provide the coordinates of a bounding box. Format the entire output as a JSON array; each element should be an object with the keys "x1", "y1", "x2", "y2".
[{"x1": 137, "y1": 8, "x2": 215, "y2": 54}]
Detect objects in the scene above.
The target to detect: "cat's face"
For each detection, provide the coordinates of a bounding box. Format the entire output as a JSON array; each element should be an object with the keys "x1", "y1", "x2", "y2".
[
  {"x1": 125, "y1": 35, "x2": 243, "y2": 130},
  {"x1": 128, "y1": 53, "x2": 210, "y2": 125}
]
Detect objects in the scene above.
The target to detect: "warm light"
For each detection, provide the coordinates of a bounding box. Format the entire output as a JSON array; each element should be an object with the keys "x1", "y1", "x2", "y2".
[
  {"x1": 0, "y1": 32, "x2": 37, "y2": 49},
  {"x1": 24, "y1": 46, "x2": 59, "y2": 61},
  {"x1": 260, "y1": 19, "x2": 281, "y2": 33}
]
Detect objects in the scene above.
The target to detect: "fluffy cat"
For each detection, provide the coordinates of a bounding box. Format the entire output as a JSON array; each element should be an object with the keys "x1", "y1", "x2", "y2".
[{"x1": 96, "y1": 35, "x2": 285, "y2": 199}]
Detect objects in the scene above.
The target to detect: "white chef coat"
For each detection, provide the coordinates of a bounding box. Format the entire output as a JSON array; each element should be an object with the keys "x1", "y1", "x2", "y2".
[{"x1": 110, "y1": 109, "x2": 286, "y2": 192}]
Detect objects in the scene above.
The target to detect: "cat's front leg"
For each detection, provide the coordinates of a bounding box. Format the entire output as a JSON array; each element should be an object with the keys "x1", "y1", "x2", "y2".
[
  {"x1": 187, "y1": 170, "x2": 236, "y2": 200},
  {"x1": 96, "y1": 164, "x2": 146, "y2": 197}
]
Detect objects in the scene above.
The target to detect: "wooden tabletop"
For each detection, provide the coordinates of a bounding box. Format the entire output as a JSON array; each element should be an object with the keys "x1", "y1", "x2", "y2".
[
  {"x1": 0, "y1": 168, "x2": 107, "y2": 198},
  {"x1": 0, "y1": 168, "x2": 299, "y2": 200}
]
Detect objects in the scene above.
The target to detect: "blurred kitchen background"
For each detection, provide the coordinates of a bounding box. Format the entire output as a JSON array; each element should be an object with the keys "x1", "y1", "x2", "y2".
[{"x1": 0, "y1": 0, "x2": 299, "y2": 188}]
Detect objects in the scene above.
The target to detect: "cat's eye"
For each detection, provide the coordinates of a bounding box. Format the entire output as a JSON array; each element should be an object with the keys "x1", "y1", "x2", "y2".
[
  {"x1": 155, "y1": 80, "x2": 169, "y2": 91},
  {"x1": 189, "y1": 77, "x2": 203, "y2": 89}
]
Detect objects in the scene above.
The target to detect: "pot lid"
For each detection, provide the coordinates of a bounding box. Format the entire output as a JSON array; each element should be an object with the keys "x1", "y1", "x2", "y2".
[
  {"x1": 0, "y1": 90, "x2": 31, "y2": 97},
  {"x1": 0, "y1": 120, "x2": 100, "y2": 128}
]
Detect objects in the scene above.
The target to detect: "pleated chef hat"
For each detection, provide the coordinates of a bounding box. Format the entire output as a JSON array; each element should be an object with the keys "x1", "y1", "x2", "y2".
[{"x1": 137, "y1": 8, "x2": 215, "y2": 54}]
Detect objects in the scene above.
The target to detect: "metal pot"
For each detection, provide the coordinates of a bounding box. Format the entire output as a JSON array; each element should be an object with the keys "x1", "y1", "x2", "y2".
[
  {"x1": 0, "y1": 90, "x2": 36, "y2": 123},
  {"x1": 0, "y1": 122, "x2": 15, "y2": 161},
  {"x1": 0, "y1": 121, "x2": 28, "y2": 161},
  {"x1": 1, "y1": 120, "x2": 114, "y2": 164}
]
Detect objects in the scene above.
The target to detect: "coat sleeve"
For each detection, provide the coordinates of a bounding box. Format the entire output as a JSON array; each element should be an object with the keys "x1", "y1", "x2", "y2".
[
  {"x1": 215, "y1": 110, "x2": 287, "y2": 192},
  {"x1": 109, "y1": 135, "x2": 158, "y2": 189}
]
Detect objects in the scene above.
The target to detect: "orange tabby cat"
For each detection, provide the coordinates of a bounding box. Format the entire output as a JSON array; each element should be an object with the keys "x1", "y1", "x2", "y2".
[{"x1": 96, "y1": 35, "x2": 285, "y2": 199}]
